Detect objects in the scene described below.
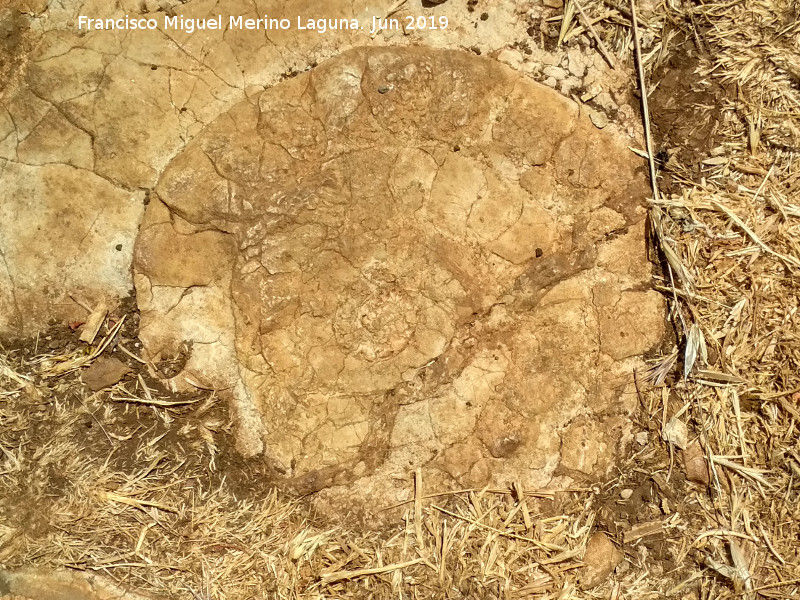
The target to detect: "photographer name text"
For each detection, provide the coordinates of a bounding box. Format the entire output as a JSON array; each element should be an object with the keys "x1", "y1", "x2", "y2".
[{"x1": 77, "y1": 14, "x2": 450, "y2": 35}]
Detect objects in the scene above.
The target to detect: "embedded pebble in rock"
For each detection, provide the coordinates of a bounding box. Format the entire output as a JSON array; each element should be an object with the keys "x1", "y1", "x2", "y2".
[
  {"x1": 134, "y1": 46, "x2": 666, "y2": 514},
  {"x1": 568, "y1": 47, "x2": 587, "y2": 78},
  {"x1": 590, "y1": 110, "x2": 610, "y2": 129},
  {"x1": 543, "y1": 65, "x2": 567, "y2": 80}
]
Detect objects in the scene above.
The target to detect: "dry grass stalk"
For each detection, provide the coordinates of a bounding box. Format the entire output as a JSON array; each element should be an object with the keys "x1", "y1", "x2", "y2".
[
  {"x1": 78, "y1": 303, "x2": 108, "y2": 345},
  {"x1": 571, "y1": 0, "x2": 617, "y2": 68}
]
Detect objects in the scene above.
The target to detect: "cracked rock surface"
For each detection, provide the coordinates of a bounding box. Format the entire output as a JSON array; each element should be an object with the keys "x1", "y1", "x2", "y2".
[
  {"x1": 0, "y1": 0, "x2": 644, "y2": 340},
  {"x1": 0, "y1": 567, "x2": 163, "y2": 600},
  {"x1": 0, "y1": 0, "x2": 400, "y2": 336},
  {"x1": 134, "y1": 46, "x2": 666, "y2": 510}
]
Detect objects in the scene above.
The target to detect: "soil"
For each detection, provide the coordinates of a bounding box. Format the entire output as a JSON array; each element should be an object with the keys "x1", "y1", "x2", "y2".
[
  {"x1": 0, "y1": 299, "x2": 702, "y2": 596},
  {"x1": 0, "y1": 299, "x2": 275, "y2": 510},
  {"x1": 648, "y1": 34, "x2": 729, "y2": 194},
  {"x1": 590, "y1": 411, "x2": 707, "y2": 579}
]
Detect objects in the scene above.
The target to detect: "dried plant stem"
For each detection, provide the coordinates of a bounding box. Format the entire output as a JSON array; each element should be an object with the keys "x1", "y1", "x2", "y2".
[
  {"x1": 572, "y1": 0, "x2": 617, "y2": 68},
  {"x1": 414, "y1": 468, "x2": 424, "y2": 549},
  {"x1": 629, "y1": 0, "x2": 659, "y2": 202},
  {"x1": 321, "y1": 558, "x2": 427, "y2": 584}
]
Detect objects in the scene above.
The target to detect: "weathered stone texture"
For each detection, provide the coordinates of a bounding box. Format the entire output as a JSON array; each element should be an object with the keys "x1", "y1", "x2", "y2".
[
  {"x1": 0, "y1": 0, "x2": 399, "y2": 335},
  {"x1": 0, "y1": 0, "x2": 620, "y2": 340},
  {"x1": 0, "y1": 567, "x2": 163, "y2": 600},
  {"x1": 134, "y1": 47, "x2": 666, "y2": 509},
  {"x1": 0, "y1": 163, "x2": 143, "y2": 334}
]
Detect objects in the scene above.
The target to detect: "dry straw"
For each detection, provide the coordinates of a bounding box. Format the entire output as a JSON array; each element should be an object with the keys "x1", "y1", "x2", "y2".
[{"x1": 2, "y1": 0, "x2": 800, "y2": 597}]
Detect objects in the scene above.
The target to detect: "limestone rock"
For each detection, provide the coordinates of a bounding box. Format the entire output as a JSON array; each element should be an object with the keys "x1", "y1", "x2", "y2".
[
  {"x1": 0, "y1": 163, "x2": 144, "y2": 336},
  {"x1": 0, "y1": 0, "x2": 534, "y2": 337},
  {"x1": 0, "y1": 0, "x2": 368, "y2": 336},
  {"x1": 580, "y1": 531, "x2": 623, "y2": 589},
  {"x1": 0, "y1": 567, "x2": 163, "y2": 600},
  {"x1": 683, "y1": 439, "x2": 710, "y2": 485},
  {"x1": 134, "y1": 47, "x2": 666, "y2": 510}
]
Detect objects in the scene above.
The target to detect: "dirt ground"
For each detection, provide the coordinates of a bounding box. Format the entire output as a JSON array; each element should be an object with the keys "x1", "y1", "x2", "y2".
[{"x1": 2, "y1": 0, "x2": 800, "y2": 598}]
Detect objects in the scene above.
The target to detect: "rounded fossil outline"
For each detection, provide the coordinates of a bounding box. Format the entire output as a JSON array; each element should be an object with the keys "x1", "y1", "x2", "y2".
[{"x1": 136, "y1": 46, "x2": 655, "y2": 488}]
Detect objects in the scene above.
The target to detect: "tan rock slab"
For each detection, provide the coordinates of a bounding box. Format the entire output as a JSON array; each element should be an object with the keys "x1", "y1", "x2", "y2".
[
  {"x1": 134, "y1": 46, "x2": 666, "y2": 512},
  {"x1": 579, "y1": 531, "x2": 624, "y2": 589},
  {"x1": 0, "y1": 567, "x2": 163, "y2": 600},
  {"x1": 1, "y1": 0, "x2": 364, "y2": 336},
  {"x1": 0, "y1": 163, "x2": 144, "y2": 336},
  {"x1": 0, "y1": 0, "x2": 552, "y2": 338}
]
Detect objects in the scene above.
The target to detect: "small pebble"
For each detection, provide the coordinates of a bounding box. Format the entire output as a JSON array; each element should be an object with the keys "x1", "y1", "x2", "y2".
[
  {"x1": 635, "y1": 431, "x2": 648, "y2": 446},
  {"x1": 620, "y1": 488, "x2": 634, "y2": 500},
  {"x1": 579, "y1": 532, "x2": 623, "y2": 590},
  {"x1": 594, "y1": 91, "x2": 618, "y2": 112},
  {"x1": 662, "y1": 415, "x2": 689, "y2": 449},
  {"x1": 590, "y1": 110, "x2": 609, "y2": 129},
  {"x1": 581, "y1": 86, "x2": 601, "y2": 103},
  {"x1": 567, "y1": 47, "x2": 586, "y2": 78},
  {"x1": 543, "y1": 65, "x2": 566, "y2": 80},
  {"x1": 559, "y1": 76, "x2": 581, "y2": 96},
  {"x1": 683, "y1": 440, "x2": 710, "y2": 485}
]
